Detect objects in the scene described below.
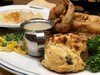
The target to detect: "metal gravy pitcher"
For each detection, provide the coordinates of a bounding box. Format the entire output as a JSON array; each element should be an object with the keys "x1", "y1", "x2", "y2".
[{"x1": 20, "y1": 18, "x2": 53, "y2": 57}]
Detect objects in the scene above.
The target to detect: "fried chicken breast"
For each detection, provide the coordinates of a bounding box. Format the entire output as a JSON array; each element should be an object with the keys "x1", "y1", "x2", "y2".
[{"x1": 49, "y1": 0, "x2": 74, "y2": 32}]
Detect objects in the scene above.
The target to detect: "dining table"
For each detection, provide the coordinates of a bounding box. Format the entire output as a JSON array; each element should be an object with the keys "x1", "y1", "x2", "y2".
[{"x1": 0, "y1": 0, "x2": 56, "y2": 75}]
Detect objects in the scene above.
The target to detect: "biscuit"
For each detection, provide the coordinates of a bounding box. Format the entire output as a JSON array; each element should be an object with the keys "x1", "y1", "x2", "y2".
[{"x1": 41, "y1": 33, "x2": 87, "y2": 72}]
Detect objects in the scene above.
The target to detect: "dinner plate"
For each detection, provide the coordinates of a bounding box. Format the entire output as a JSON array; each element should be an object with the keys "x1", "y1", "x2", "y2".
[
  {"x1": 0, "y1": 5, "x2": 100, "y2": 75},
  {"x1": 0, "y1": 52, "x2": 100, "y2": 75},
  {"x1": 0, "y1": 5, "x2": 50, "y2": 28}
]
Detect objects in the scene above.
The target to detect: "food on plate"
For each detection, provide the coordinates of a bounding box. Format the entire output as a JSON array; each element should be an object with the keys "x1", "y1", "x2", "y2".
[
  {"x1": 86, "y1": 54, "x2": 100, "y2": 72},
  {"x1": 49, "y1": 0, "x2": 100, "y2": 34},
  {"x1": 87, "y1": 35, "x2": 100, "y2": 55},
  {"x1": 0, "y1": 10, "x2": 43, "y2": 24},
  {"x1": 72, "y1": 12, "x2": 100, "y2": 34},
  {"x1": 41, "y1": 33, "x2": 87, "y2": 72},
  {"x1": 42, "y1": 0, "x2": 100, "y2": 73},
  {"x1": 86, "y1": 35, "x2": 100, "y2": 72},
  {"x1": 0, "y1": 32, "x2": 27, "y2": 55},
  {"x1": 49, "y1": 0, "x2": 74, "y2": 32}
]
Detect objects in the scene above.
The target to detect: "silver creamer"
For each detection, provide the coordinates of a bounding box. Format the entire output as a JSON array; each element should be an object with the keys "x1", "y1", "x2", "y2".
[{"x1": 20, "y1": 18, "x2": 53, "y2": 57}]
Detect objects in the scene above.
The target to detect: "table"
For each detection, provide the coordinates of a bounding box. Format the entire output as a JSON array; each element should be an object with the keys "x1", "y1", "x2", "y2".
[
  {"x1": 13, "y1": 0, "x2": 32, "y2": 4},
  {"x1": 0, "y1": 0, "x2": 56, "y2": 75},
  {"x1": 28, "y1": 0, "x2": 56, "y2": 9}
]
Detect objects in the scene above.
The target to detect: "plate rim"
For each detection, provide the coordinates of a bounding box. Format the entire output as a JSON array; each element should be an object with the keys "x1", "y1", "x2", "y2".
[{"x1": 0, "y1": 52, "x2": 40, "y2": 75}]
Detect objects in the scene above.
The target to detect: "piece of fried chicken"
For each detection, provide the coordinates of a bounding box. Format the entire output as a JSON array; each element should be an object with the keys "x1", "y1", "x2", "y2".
[
  {"x1": 49, "y1": 0, "x2": 74, "y2": 32},
  {"x1": 72, "y1": 12, "x2": 100, "y2": 34},
  {"x1": 49, "y1": 0, "x2": 100, "y2": 34}
]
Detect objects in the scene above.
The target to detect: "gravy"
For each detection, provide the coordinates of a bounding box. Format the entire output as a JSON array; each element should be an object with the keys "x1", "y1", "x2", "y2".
[{"x1": 24, "y1": 22, "x2": 51, "y2": 31}]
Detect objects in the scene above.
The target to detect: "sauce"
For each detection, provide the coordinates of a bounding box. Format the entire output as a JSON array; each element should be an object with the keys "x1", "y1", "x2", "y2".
[{"x1": 24, "y1": 22, "x2": 51, "y2": 31}]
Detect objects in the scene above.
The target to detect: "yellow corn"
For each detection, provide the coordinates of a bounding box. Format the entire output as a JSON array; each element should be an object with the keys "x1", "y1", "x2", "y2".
[
  {"x1": 0, "y1": 36, "x2": 27, "y2": 55},
  {"x1": 20, "y1": 50, "x2": 27, "y2": 55},
  {"x1": 0, "y1": 42, "x2": 2, "y2": 46},
  {"x1": 0, "y1": 37, "x2": 6, "y2": 41}
]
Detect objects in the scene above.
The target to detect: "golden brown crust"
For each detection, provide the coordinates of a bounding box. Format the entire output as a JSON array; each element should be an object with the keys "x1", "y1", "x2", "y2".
[
  {"x1": 72, "y1": 12, "x2": 100, "y2": 34},
  {"x1": 49, "y1": 0, "x2": 74, "y2": 32}
]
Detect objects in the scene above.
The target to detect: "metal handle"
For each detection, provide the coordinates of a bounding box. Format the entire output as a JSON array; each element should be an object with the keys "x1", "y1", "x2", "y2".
[{"x1": 24, "y1": 31, "x2": 45, "y2": 57}]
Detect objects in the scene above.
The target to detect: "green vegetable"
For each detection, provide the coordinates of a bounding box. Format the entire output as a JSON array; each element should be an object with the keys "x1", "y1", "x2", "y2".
[
  {"x1": 86, "y1": 35, "x2": 100, "y2": 72},
  {"x1": 0, "y1": 40, "x2": 7, "y2": 47},
  {"x1": 86, "y1": 54, "x2": 100, "y2": 72},
  {"x1": 87, "y1": 35, "x2": 100, "y2": 55},
  {"x1": 3, "y1": 32, "x2": 24, "y2": 42},
  {"x1": 0, "y1": 32, "x2": 24, "y2": 47}
]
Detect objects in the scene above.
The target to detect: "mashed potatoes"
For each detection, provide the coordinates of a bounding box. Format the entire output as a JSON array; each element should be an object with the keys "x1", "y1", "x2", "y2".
[{"x1": 0, "y1": 10, "x2": 43, "y2": 24}]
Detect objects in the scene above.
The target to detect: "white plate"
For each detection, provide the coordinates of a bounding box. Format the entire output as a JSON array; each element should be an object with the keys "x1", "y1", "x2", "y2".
[
  {"x1": 0, "y1": 52, "x2": 100, "y2": 75},
  {"x1": 0, "y1": 5, "x2": 50, "y2": 28},
  {"x1": 0, "y1": 5, "x2": 99, "y2": 75}
]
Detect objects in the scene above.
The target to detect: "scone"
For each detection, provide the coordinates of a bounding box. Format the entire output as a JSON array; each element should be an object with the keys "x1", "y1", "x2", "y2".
[{"x1": 41, "y1": 33, "x2": 87, "y2": 73}]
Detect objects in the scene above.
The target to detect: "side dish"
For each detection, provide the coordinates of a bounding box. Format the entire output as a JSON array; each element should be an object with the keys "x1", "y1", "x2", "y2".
[
  {"x1": 41, "y1": 33, "x2": 87, "y2": 72},
  {"x1": 86, "y1": 35, "x2": 100, "y2": 72},
  {"x1": 0, "y1": 10, "x2": 43, "y2": 24},
  {"x1": 0, "y1": 32, "x2": 27, "y2": 55}
]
